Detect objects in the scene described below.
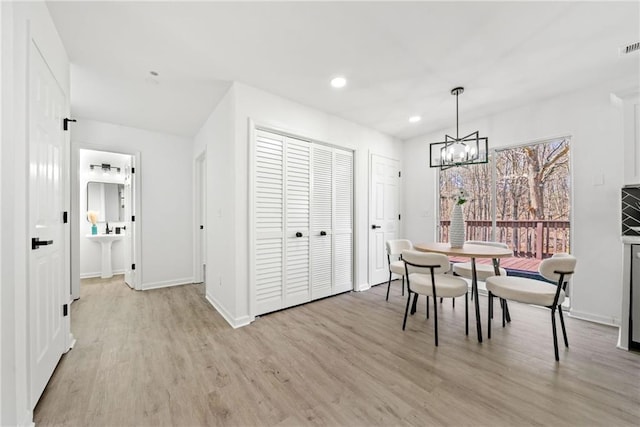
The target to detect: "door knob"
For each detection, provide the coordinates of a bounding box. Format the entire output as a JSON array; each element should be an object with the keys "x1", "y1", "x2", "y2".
[
  {"x1": 320, "y1": 231, "x2": 327, "y2": 236},
  {"x1": 31, "y1": 237, "x2": 54, "y2": 250},
  {"x1": 295, "y1": 232, "x2": 303, "y2": 238},
  {"x1": 371, "y1": 224, "x2": 381, "y2": 229}
]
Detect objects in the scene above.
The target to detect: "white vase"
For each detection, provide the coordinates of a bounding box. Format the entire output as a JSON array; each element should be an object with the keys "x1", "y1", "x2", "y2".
[{"x1": 449, "y1": 204, "x2": 465, "y2": 248}]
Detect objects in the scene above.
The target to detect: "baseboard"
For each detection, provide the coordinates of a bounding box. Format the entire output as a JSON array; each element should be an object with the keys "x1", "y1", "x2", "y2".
[
  {"x1": 141, "y1": 277, "x2": 194, "y2": 291},
  {"x1": 569, "y1": 309, "x2": 619, "y2": 327},
  {"x1": 356, "y1": 282, "x2": 371, "y2": 292},
  {"x1": 80, "y1": 269, "x2": 125, "y2": 279},
  {"x1": 19, "y1": 410, "x2": 34, "y2": 427},
  {"x1": 205, "y1": 293, "x2": 253, "y2": 328}
]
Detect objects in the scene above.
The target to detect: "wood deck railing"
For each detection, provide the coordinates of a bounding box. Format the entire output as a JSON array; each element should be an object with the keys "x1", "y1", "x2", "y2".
[{"x1": 439, "y1": 220, "x2": 570, "y2": 259}]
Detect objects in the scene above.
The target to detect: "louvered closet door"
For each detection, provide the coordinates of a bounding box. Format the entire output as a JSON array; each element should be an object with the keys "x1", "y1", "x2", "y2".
[
  {"x1": 333, "y1": 149, "x2": 353, "y2": 294},
  {"x1": 310, "y1": 144, "x2": 333, "y2": 300},
  {"x1": 254, "y1": 130, "x2": 285, "y2": 315},
  {"x1": 284, "y1": 137, "x2": 311, "y2": 308}
]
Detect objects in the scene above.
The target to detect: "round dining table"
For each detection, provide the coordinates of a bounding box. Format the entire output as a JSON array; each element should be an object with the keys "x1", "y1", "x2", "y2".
[{"x1": 413, "y1": 242, "x2": 513, "y2": 342}]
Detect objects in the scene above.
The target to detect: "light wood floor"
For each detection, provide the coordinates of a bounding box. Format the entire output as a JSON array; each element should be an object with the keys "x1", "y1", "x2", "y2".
[{"x1": 35, "y1": 277, "x2": 640, "y2": 426}]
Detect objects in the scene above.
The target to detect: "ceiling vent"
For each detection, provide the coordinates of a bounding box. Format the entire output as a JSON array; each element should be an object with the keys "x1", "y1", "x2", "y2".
[{"x1": 620, "y1": 41, "x2": 640, "y2": 55}]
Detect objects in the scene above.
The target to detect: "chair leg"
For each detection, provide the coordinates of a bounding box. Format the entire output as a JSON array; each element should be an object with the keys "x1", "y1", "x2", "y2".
[
  {"x1": 452, "y1": 297, "x2": 455, "y2": 308},
  {"x1": 402, "y1": 292, "x2": 412, "y2": 330},
  {"x1": 401, "y1": 276, "x2": 405, "y2": 296},
  {"x1": 502, "y1": 299, "x2": 506, "y2": 328},
  {"x1": 440, "y1": 297, "x2": 443, "y2": 304},
  {"x1": 488, "y1": 291, "x2": 492, "y2": 339},
  {"x1": 465, "y1": 292, "x2": 469, "y2": 336},
  {"x1": 505, "y1": 300, "x2": 512, "y2": 323},
  {"x1": 411, "y1": 293, "x2": 419, "y2": 315},
  {"x1": 551, "y1": 308, "x2": 559, "y2": 361},
  {"x1": 386, "y1": 272, "x2": 392, "y2": 301},
  {"x1": 558, "y1": 305, "x2": 569, "y2": 347},
  {"x1": 433, "y1": 295, "x2": 439, "y2": 347},
  {"x1": 426, "y1": 296, "x2": 429, "y2": 319}
]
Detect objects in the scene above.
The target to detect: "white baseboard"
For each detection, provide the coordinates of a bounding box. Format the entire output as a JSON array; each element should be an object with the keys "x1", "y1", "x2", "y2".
[
  {"x1": 19, "y1": 410, "x2": 34, "y2": 427},
  {"x1": 356, "y1": 282, "x2": 371, "y2": 292},
  {"x1": 141, "y1": 277, "x2": 194, "y2": 291},
  {"x1": 205, "y1": 293, "x2": 253, "y2": 328},
  {"x1": 80, "y1": 269, "x2": 125, "y2": 279},
  {"x1": 569, "y1": 309, "x2": 619, "y2": 327}
]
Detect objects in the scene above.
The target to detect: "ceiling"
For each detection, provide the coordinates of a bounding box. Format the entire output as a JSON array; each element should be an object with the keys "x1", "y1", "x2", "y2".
[{"x1": 47, "y1": 1, "x2": 640, "y2": 140}]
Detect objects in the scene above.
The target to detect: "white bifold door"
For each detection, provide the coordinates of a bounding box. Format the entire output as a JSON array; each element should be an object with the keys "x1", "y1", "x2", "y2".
[{"x1": 254, "y1": 130, "x2": 353, "y2": 316}]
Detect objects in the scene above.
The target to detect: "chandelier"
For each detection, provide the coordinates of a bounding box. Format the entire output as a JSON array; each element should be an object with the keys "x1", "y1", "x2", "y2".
[{"x1": 429, "y1": 87, "x2": 488, "y2": 169}]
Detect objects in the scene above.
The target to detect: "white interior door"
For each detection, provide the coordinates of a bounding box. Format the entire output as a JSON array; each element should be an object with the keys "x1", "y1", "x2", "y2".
[
  {"x1": 368, "y1": 154, "x2": 400, "y2": 286},
  {"x1": 29, "y1": 40, "x2": 68, "y2": 406},
  {"x1": 123, "y1": 162, "x2": 136, "y2": 288},
  {"x1": 333, "y1": 148, "x2": 353, "y2": 293},
  {"x1": 310, "y1": 144, "x2": 333, "y2": 300},
  {"x1": 284, "y1": 137, "x2": 311, "y2": 307},
  {"x1": 195, "y1": 152, "x2": 206, "y2": 283}
]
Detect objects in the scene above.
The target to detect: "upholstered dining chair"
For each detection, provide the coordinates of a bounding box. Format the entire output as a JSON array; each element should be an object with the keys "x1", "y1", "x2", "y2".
[
  {"x1": 401, "y1": 250, "x2": 468, "y2": 346},
  {"x1": 385, "y1": 239, "x2": 413, "y2": 301},
  {"x1": 486, "y1": 253, "x2": 577, "y2": 361}
]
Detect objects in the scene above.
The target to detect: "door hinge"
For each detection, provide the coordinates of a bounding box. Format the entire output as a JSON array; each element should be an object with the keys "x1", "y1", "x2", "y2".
[
  {"x1": 131, "y1": 167, "x2": 135, "y2": 174},
  {"x1": 63, "y1": 118, "x2": 76, "y2": 131},
  {"x1": 398, "y1": 171, "x2": 401, "y2": 177},
  {"x1": 398, "y1": 214, "x2": 401, "y2": 220},
  {"x1": 62, "y1": 211, "x2": 68, "y2": 223},
  {"x1": 63, "y1": 303, "x2": 68, "y2": 317},
  {"x1": 132, "y1": 263, "x2": 136, "y2": 270},
  {"x1": 131, "y1": 215, "x2": 135, "y2": 222},
  {"x1": 200, "y1": 225, "x2": 204, "y2": 230}
]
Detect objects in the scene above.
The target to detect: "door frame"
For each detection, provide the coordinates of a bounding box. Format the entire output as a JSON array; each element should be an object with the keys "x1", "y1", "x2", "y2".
[
  {"x1": 71, "y1": 143, "x2": 142, "y2": 296},
  {"x1": 193, "y1": 149, "x2": 207, "y2": 283}
]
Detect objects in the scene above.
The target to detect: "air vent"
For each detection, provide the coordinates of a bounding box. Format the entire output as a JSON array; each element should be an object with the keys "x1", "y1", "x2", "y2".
[{"x1": 620, "y1": 41, "x2": 640, "y2": 55}]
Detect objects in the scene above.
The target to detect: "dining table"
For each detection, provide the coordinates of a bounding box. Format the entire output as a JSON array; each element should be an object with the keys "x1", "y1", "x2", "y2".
[{"x1": 413, "y1": 242, "x2": 513, "y2": 343}]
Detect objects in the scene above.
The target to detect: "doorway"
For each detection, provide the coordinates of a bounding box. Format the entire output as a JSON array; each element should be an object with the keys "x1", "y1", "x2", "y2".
[
  {"x1": 72, "y1": 148, "x2": 139, "y2": 298},
  {"x1": 194, "y1": 150, "x2": 206, "y2": 284}
]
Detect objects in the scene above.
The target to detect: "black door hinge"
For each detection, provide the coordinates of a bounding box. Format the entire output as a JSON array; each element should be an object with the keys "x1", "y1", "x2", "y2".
[
  {"x1": 200, "y1": 225, "x2": 204, "y2": 230},
  {"x1": 398, "y1": 214, "x2": 401, "y2": 220},
  {"x1": 398, "y1": 171, "x2": 401, "y2": 177},
  {"x1": 132, "y1": 263, "x2": 136, "y2": 270},
  {"x1": 63, "y1": 118, "x2": 76, "y2": 131},
  {"x1": 131, "y1": 215, "x2": 135, "y2": 222},
  {"x1": 62, "y1": 211, "x2": 68, "y2": 223},
  {"x1": 131, "y1": 167, "x2": 135, "y2": 174},
  {"x1": 63, "y1": 304, "x2": 68, "y2": 317}
]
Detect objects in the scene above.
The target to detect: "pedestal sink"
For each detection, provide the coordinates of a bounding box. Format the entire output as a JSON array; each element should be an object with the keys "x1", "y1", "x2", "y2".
[{"x1": 86, "y1": 233, "x2": 125, "y2": 279}]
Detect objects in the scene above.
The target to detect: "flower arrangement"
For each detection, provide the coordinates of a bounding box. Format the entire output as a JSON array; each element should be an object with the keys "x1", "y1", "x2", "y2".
[
  {"x1": 453, "y1": 188, "x2": 469, "y2": 205},
  {"x1": 87, "y1": 211, "x2": 98, "y2": 224}
]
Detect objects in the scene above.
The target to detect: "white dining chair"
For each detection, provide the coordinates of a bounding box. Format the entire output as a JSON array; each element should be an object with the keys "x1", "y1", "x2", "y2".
[
  {"x1": 402, "y1": 250, "x2": 468, "y2": 346},
  {"x1": 385, "y1": 239, "x2": 413, "y2": 301},
  {"x1": 486, "y1": 253, "x2": 577, "y2": 361}
]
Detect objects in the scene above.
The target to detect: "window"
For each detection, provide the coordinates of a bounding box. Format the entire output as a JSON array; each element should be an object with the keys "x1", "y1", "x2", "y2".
[{"x1": 438, "y1": 137, "x2": 571, "y2": 273}]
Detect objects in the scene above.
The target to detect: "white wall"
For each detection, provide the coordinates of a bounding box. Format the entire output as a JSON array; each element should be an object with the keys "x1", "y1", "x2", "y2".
[
  {"x1": 1, "y1": 1, "x2": 70, "y2": 425},
  {"x1": 402, "y1": 80, "x2": 636, "y2": 326},
  {"x1": 72, "y1": 119, "x2": 194, "y2": 291},
  {"x1": 195, "y1": 82, "x2": 401, "y2": 327},
  {"x1": 78, "y1": 149, "x2": 130, "y2": 278}
]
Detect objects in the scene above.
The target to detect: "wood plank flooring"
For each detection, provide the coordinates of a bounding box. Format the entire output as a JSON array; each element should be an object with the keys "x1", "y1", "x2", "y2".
[{"x1": 34, "y1": 276, "x2": 640, "y2": 426}]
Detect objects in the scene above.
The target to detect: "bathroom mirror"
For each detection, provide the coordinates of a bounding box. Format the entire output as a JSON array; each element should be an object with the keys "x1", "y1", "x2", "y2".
[{"x1": 87, "y1": 182, "x2": 124, "y2": 222}]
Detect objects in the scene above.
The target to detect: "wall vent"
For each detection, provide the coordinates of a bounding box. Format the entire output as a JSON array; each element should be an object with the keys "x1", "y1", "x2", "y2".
[{"x1": 620, "y1": 41, "x2": 640, "y2": 55}]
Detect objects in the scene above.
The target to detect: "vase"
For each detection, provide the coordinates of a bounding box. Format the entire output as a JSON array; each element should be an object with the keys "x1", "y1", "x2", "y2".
[
  {"x1": 449, "y1": 204, "x2": 465, "y2": 248},
  {"x1": 91, "y1": 224, "x2": 98, "y2": 235}
]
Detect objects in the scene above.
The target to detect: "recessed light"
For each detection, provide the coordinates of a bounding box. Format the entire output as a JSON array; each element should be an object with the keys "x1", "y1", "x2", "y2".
[
  {"x1": 330, "y1": 76, "x2": 347, "y2": 88},
  {"x1": 409, "y1": 115, "x2": 421, "y2": 123}
]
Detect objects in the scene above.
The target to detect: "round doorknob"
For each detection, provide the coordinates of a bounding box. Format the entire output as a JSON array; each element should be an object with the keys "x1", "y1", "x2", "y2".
[
  {"x1": 371, "y1": 224, "x2": 381, "y2": 229},
  {"x1": 320, "y1": 231, "x2": 327, "y2": 236},
  {"x1": 295, "y1": 232, "x2": 303, "y2": 238}
]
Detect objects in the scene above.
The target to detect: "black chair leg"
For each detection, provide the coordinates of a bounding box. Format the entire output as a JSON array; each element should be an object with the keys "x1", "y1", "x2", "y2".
[
  {"x1": 551, "y1": 308, "x2": 559, "y2": 361},
  {"x1": 440, "y1": 297, "x2": 443, "y2": 304},
  {"x1": 401, "y1": 276, "x2": 405, "y2": 296},
  {"x1": 465, "y1": 292, "x2": 469, "y2": 336},
  {"x1": 502, "y1": 299, "x2": 506, "y2": 328},
  {"x1": 410, "y1": 293, "x2": 419, "y2": 315},
  {"x1": 505, "y1": 300, "x2": 512, "y2": 323},
  {"x1": 426, "y1": 296, "x2": 429, "y2": 319},
  {"x1": 488, "y1": 291, "x2": 492, "y2": 339},
  {"x1": 386, "y1": 272, "x2": 392, "y2": 301},
  {"x1": 402, "y1": 292, "x2": 412, "y2": 330},
  {"x1": 433, "y1": 295, "x2": 439, "y2": 347},
  {"x1": 558, "y1": 305, "x2": 569, "y2": 347},
  {"x1": 452, "y1": 297, "x2": 455, "y2": 308}
]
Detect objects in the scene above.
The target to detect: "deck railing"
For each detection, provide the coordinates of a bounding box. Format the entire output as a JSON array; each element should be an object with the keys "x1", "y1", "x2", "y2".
[{"x1": 439, "y1": 220, "x2": 570, "y2": 259}]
